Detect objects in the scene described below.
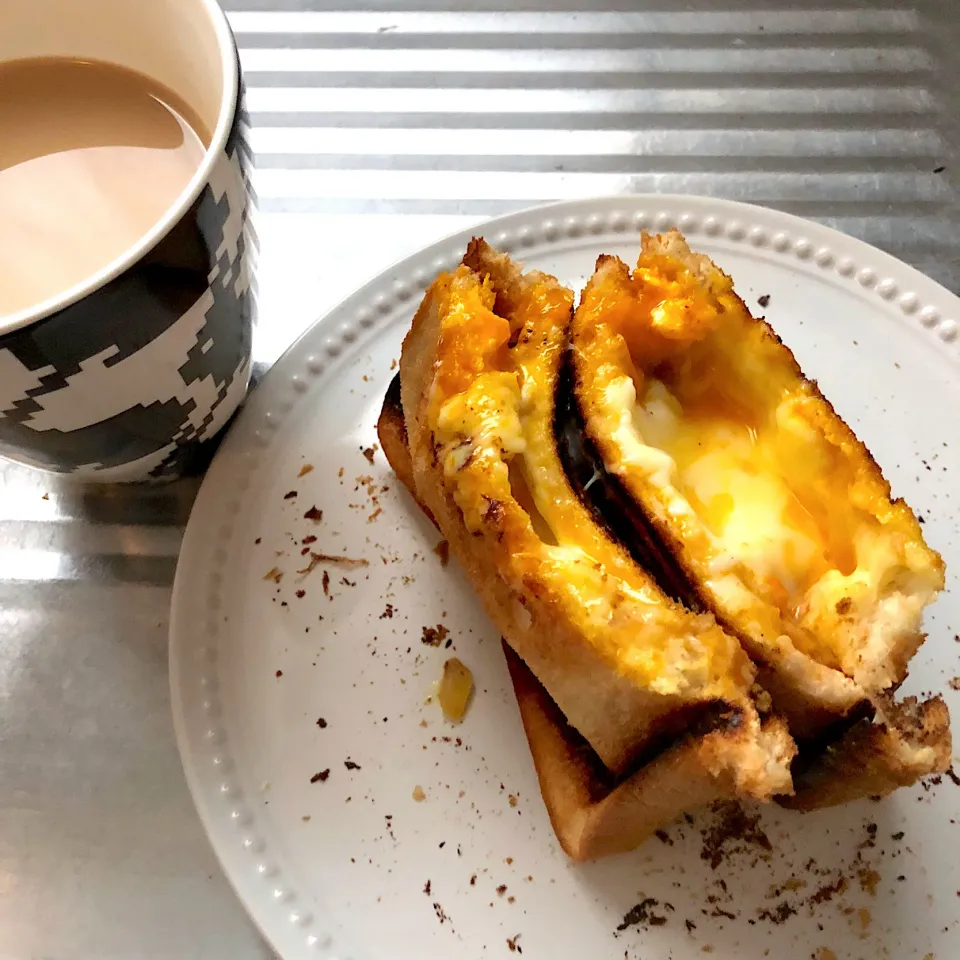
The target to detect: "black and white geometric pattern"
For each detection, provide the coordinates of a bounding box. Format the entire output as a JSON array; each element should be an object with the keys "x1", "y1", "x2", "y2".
[{"x1": 0, "y1": 68, "x2": 257, "y2": 482}]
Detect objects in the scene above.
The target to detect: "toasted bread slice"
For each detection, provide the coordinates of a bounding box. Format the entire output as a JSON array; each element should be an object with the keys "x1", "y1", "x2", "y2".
[
  {"x1": 379, "y1": 374, "x2": 950, "y2": 850},
  {"x1": 378, "y1": 369, "x2": 795, "y2": 859},
  {"x1": 399, "y1": 238, "x2": 763, "y2": 774},
  {"x1": 782, "y1": 695, "x2": 952, "y2": 810},
  {"x1": 568, "y1": 231, "x2": 945, "y2": 738},
  {"x1": 502, "y1": 644, "x2": 795, "y2": 859}
]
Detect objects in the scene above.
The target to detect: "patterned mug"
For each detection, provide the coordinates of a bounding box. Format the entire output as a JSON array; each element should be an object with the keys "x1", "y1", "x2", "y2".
[{"x1": 0, "y1": 0, "x2": 256, "y2": 481}]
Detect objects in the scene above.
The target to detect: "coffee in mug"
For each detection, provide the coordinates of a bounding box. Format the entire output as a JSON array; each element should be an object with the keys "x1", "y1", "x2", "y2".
[
  {"x1": 0, "y1": 0, "x2": 256, "y2": 482},
  {"x1": 0, "y1": 57, "x2": 210, "y2": 317}
]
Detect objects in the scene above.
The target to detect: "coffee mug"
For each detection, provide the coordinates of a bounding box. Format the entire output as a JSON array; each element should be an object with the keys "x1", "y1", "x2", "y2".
[{"x1": 0, "y1": 0, "x2": 255, "y2": 482}]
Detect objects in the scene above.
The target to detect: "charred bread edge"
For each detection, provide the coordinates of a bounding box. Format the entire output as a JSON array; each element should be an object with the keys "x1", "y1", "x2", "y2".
[{"x1": 554, "y1": 353, "x2": 705, "y2": 613}]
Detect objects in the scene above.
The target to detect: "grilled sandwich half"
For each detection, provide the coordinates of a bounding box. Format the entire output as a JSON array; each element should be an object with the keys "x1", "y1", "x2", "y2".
[
  {"x1": 566, "y1": 230, "x2": 945, "y2": 738},
  {"x1": 563, "y1": 230, "x2": 950, "y2": 795},
  {"x1": 398, "y1": 238, "x2": 791, "y2": 778}
]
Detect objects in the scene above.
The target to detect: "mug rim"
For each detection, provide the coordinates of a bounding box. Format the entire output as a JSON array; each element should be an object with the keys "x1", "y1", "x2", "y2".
[{"x1": 0, "y1": 0, "x2": 240, "y2": 339}]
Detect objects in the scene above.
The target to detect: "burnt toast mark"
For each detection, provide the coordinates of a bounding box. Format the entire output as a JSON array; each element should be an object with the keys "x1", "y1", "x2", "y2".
[{"x1": 553, "y1": 355, "x2": 704, "y2": 613}]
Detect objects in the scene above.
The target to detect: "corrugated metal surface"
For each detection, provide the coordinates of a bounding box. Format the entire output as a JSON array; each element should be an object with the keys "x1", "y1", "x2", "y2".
[
  {"x1": 1, "y1": 3, "x2": 957, "y2": 957},
  {"x1": 244, "y1": 0, "x2": 960, "y2": 364}
]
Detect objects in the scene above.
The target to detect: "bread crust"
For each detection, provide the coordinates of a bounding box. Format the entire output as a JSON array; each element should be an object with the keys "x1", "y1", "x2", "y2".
[
  {"x1": 504, "y1": 643, "x2": 795, "y2": 859},
  {"x1": 782, "y1": 696, "x2": 952, "y2": 811}
]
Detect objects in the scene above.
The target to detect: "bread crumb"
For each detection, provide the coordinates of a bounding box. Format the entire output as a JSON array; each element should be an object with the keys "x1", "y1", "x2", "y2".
[
  {"x1": 857, "y1": 868, "x2": 881, "y2": 896},
  {"x1": 422, "y1": 623, "x2": 449, "y2": 647},
  {"x1": 413, "y1": 785, "x2": 426, "y2": 802}
]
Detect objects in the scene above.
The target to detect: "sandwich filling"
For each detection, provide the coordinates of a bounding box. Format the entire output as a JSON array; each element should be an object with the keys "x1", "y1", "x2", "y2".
[{"x1": 570, "y1": 232, "x2": 944, "y2": 694}]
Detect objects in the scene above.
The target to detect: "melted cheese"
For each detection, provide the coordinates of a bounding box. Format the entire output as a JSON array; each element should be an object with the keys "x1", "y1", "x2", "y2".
[
  {"x1": 434, "y1": 371, "x2": 523, "y2": 533},
  {"x1": 437, "y1": 371, "x2": 525, "y2": 459},
  {"x1": 602, "y1": 374, "x2": 678, "y2": 489}
]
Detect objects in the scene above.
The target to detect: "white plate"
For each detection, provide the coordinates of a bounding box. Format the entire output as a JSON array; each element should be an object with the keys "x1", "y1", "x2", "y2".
[{"x1": 171, "y1": 197, "x2": 960, "y2": 960}]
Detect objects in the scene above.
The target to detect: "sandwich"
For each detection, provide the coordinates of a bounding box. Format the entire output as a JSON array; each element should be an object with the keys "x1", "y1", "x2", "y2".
[{"x1": 378, "y1": 233, "x2": 951, "y2": 859}]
